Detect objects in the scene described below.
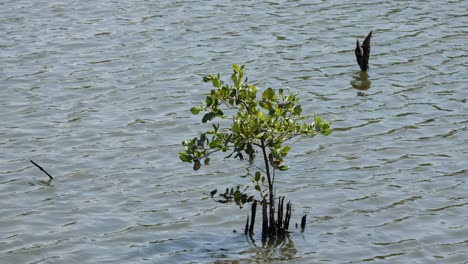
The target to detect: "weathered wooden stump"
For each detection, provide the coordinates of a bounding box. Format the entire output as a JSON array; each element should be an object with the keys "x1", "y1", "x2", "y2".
[{"x1": 355, "y1": 31, "x2": 372, "y2": 71}]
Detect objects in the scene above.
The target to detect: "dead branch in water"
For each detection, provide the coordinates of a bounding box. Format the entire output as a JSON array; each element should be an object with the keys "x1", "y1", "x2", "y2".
[{"x1": 30, "y1": 160, "x2": 54, "y2": 180}]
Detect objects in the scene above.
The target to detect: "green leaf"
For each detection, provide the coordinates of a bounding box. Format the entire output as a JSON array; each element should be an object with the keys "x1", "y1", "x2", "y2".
[
  {"x1": 255, "y1": 131, "x2": 265, "y2": 139},
  {"x1": 202, "y1": 112, "x2": 215, "y2": 123},
  {"x1": 231, "y1": 73, "x2": 238, "y2": 85},
  {"x1": 256, "y1": 110, "x2": 265, "y2": 120},
  {"x1": 212, "y1": 78, "x2": 220, "y2": 88},
  {"x1": 204, "y1": 157, "x2": 210, "y2": 165},
  {"x1": 232, "y1": 123, "x2": 241, "y2": 134},
  {"x1": 203, "y1": 75, "x2": 213, "y2": 82},
  {"x1": 322, "y1": 128, "x2": 332, "y2": 136},
  {"x1": 254, "y1": 171, "x2": 261, "y2": 182},
  {"x1": 278, "y1": 165, "x2": 289, "y2": 171},
  {"x1": 281, "y1": 146, "x2": 291, "y2": 155},
  {"x1": 206, "y1": 96, "x2": 213, "y2": 107},
  {"x1": 262, "y1": 87, "x2": 276, "y2": 101},
  {"x1": 198, "y1": 133, "x2": 206, "y2": 146},
  {"x1": 190, "y1": 107, "x2": 201, "y2": 115},
  {"x1": 179, "y1": 153, "x2": 192, "y2": 162},
  {"x1": 229, "y1": 89, "x2": 237, "y2": 97},
  {"x1": 293, "y1": 105, "x2": 302, "y2": 115},
  {"x1": 268, "y1": 107, "x2": 276, "y2": 116},
  {"x1": 259, "y1": 101, "x2": 270, "y2": 110},
  {"x1": 215, "y1": 108, "x2": 224, "y2": 117},
  {"x1": 255, "y1": 185, "x2": 261, "y2": 192},
  {"x1": 209, "y1": 139, "x2": 220, "y2": 148},
  {"x1": 234, "y1": 191, "x2": 241, "y2": 201},
  {"x1": 245, "y1": 143, "x2": 254, "y2": 155}
]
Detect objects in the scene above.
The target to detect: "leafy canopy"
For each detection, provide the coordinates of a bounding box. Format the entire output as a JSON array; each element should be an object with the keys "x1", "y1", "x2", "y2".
[{"x1": 179, "y1": 64, "x2": 331, "y2": 207}]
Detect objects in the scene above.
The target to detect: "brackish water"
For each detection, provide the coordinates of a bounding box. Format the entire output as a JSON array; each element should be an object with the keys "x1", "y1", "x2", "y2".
[{"x1": 1, "y1": 1, "x2": 467, "y2": 263}]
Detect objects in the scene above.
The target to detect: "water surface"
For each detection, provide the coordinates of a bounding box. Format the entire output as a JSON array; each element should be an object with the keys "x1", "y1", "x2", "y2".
[{"x1": 1, "y1": 0, "x2": 467, "y2": 263}]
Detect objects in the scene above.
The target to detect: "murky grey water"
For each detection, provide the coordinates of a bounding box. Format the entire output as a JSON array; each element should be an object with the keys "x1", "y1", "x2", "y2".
[{"x1": 1, "y1": 0, "x2": 467, "y2": 263}]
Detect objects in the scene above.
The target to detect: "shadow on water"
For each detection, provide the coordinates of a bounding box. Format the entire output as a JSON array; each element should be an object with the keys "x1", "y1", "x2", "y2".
[{"x1": 351, "y1": 71, "x2": 372, "y2": 96}]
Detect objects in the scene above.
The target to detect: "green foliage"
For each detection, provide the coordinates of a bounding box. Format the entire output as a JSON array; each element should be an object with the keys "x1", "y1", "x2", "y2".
[
  {"x1": 180, "y1": 64, "x2": 332, "y2": 208},
  {"x1": 207, "y1": 186, "x2": 255, "y2": 208}
]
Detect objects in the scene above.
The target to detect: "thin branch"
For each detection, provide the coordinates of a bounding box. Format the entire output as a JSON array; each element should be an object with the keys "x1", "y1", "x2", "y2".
[
  {"x1": 272, "y1": 167, "x2": 276, "y2": 186},
  {"x1": 30, "y1": 160, "x2": 54, "y2": 180},
  {"x1": 252, "y1": 142, "x2": 262, "y2": 148},
  {"x1": 248, "y1": 163, "x2": 267, "y2": 175},
  {"x1": 260, "y1": 139, "x2": 273, "y2": 194}
]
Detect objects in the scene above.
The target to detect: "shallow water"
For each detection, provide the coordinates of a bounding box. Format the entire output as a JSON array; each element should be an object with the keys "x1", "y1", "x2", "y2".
[{"x1": 1, "y1": 0, "x2": 467, "y2": 263}]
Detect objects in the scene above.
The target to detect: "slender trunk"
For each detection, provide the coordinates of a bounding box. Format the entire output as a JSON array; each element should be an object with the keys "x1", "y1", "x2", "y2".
[
  {"x1": 260, "y1": 138, "x2": 275, "y2": 232},
  {"x1": 249, "y1": 200, "x2": 257, "y2": 235}
]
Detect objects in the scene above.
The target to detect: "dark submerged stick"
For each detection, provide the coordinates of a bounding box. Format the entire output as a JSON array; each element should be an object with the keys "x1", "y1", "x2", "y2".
[
  {"x1": 277, "y1": 197, "x2": 284, "y2": 231},
  {"x1": 284, "y1": 201, "x2": 292, "y2": 230},
  {"x1": 300, "y1": 214, "x2": 307, "y2": 231},
  {"x1": 245, "y1": 215, "x2": 249, "y2": 236},
  {"x1": 355, "y1": 31, "x2": 372, "y2": 71},
  {"x1": 249, "y1": 200, "x2": 257, "y2": 236},
  {"x1": 30, "y1": 160, "x2": 54, "y2": 180}
]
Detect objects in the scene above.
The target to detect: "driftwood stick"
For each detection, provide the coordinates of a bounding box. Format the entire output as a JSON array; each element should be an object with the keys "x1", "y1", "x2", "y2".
[{"x1": 30, "y1": 160, "x2": 54, "y2": 180}]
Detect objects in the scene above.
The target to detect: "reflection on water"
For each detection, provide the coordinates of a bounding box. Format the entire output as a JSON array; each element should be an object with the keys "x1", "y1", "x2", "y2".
[
  {"x1": 37, "y1": 179, "x2": 54, "y2": 187},
  {"x1": 213, "y1": 233, "x2": 298, "y2": 263},
  {"x1": 250, "y1": 233, "x2": 298, "y2": 262},
  {"x1": 351, "y1": 71, "x2": 372, "y2": 91}
]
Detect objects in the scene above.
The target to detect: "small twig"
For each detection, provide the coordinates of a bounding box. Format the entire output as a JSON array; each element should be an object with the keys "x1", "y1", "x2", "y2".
[{"x1": 30, "y1": 160, "x2": 54, "y2": 180}]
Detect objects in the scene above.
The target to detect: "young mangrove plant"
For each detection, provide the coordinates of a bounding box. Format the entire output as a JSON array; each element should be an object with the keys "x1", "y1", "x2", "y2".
[{"x1": 179, "y1": 64, "x2": 331, "y2": 238}]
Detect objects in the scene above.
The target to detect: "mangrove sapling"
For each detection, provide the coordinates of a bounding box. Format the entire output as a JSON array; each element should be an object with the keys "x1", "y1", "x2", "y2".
[{"x1": 179, "y1": 64, "x2": 331, "y2": 237}]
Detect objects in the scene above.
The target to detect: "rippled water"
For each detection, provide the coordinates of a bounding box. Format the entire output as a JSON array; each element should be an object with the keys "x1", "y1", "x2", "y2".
[{"x1": 1, "y1": 0, "x2": 467, "y2": 263}]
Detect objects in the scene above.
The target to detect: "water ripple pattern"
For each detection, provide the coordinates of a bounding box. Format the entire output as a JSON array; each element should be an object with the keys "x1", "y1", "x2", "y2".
[{"x1": 0, "y1": 0, "x2": 467, "y2": 263}]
